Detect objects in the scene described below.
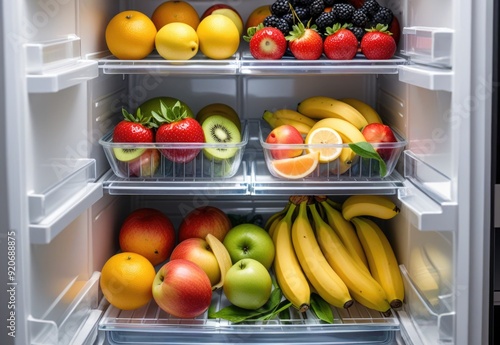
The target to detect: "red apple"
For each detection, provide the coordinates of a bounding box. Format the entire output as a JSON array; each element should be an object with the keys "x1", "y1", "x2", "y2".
[
  {"x1": 119, "y1": 208, "x2": 176, "y2": 266},
  {"x1": 170, "y1": 238, "x2": 221, "y2": 287},
  {"x1": 361, "y1": 123, "x2": 398, "y2": 160},
  {"x1": 178, "y1": 206, "x2": 232, "y2": 243},
  {"x1": 265, "y1": 124, "x2": 304, "y2": 160},
  {"x1": 153, "y1": 259, "x2": 212, "y2": 318},
  {"x1": 128, "y1": 149, "x2": 160, "y2": 177},
  {"x1": 201, "y1": 4, "x2": 243, "y2": 35}
]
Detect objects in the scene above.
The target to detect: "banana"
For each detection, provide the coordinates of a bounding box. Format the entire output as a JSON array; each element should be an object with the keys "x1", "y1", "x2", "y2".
[
  {"x1": 309, "y1": 204, "x2": 391, "y2": 312},
  {"x1": 291, "y1": 196, "x2": 353, "y2": 309},
  {"x1": 270, "y1": 109, "x2": 317, "y2": 128},
  {"x1": 409, "y1": 247, "x2": 440, "y2": 307},
  {"x1": 340, "y1": 98, "x2": 384, "y2": 124},
  {"x1": 318, "y1": 198, "x2": 370, "y2": 273},
  {"x1": 351, "y1": 217, "x2": 405, "y2": 309},
  {"x1": 264, "y1": 201, "x2": 291, "y2": 232},
  {"x1": 342, "y1": 195, "x2": 400, "y2": 221},
  {"x1": 272, "y1": 202, "x2": 311, "y2": 312},
  {"x1": 330, "y1": 147, "x2": 358, "y2": 175},
  {"x1": 297, "y1": 96, "x2": 368, "y2": 130},
  {"x1": 263, "y1": 110, "x2": 312, "y2": 135},
  {"x1": 206, "y1": 233, "x2": 233, "y2": 290}
]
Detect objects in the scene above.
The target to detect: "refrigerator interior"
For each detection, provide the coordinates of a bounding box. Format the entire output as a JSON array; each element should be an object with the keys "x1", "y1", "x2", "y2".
[{"x1": 1, "y1": 0, "x2": 494, "y2": 344}]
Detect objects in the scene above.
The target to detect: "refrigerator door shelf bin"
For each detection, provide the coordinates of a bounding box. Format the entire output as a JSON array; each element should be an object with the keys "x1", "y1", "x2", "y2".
[
  {"x1": 100, "y1": 288, "x2": 399, "y2": 345},
  {"x1": 26, "y1": 36, "x2": 98, "y2": 93},
  {"x1": 28, "y1": 272, "x2": 102, "y2": 345},
  {"x1": 97, "y1": 53, "x2": 406, "y2": 76},
  {"x1": 28, "y1": 159, "x2": 102, "y2": 244},
  {"x1": 401, "y1": 27, "x2": 454, "y2": 68},
  {"x1": 398, "y1": 265, "x2": 454, "y2": 344}
]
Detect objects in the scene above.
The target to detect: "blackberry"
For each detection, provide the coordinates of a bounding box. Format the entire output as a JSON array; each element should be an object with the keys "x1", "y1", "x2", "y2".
[
  {"x1": 323, "y1": 0, "x2": 336, "y2": 6},
  {"x1": 332, "y1": 3, "x2": 355, "y2": 23},
  {"x1": 263, "y1": 15, "x2": 291, "y2": 35},
  {"x1": 295, "y1": 0, "x2": 314, "y2": 6},
  {"x1": 361, "y1": 0, "x2": 380, "y2": 17},
  {"x1": 309, "y1": 0, "x2": 325, "y2": 19},
  {"x1": 351, "y1": 9, "x2": 368, "y2": 27},
  {"x1": 314, "y1": 11, "x2": 336, "y2": 34},
  {"x1": 373, "y1": 7, "x2": 393, "y2": 25},
  {"x1": 349, "y1": 26, "x2": 365, "y2": 43},
  {"x1": 282, "y1": 12, "x2": 295, "y2": 27},
  {"x1": 271, "y1": 0, "x2": 292, "y2": 17},
  {"x1": 294, "y1": 6, "x2": 311, "y2": 22}
]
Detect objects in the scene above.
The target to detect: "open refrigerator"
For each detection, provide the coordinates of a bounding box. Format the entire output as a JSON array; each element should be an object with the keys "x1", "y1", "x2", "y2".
[{"x1": 0, "y1": 0, "x2": 495, "y2": 344}]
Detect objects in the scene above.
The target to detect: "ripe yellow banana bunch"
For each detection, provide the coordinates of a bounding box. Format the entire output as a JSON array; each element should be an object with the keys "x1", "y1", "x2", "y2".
[
  {"x1": 262, "y1": 109, "x2": 316, "y2": 135},
  {"x1": 351, "y1": 217, "x2": 405, "y2": 309},
  {"x1": 340, "y1": 98, "x2": 384, "y2": 124},
  {"x1": 297, "y1": 96, "x2": 369, "y2": 130},
  {"x1": 342, "y1": 195, "x2": 400, "y2": 221},
  {"x1": 291, "y1": 196, "x2": 353, "y2": 309},
  {"x1": 310, "y1": 203, "x2": 391, "y2": 312}
]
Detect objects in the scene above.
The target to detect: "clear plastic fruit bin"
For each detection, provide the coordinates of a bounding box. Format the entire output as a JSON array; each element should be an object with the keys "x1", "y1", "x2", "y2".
[
  {"x1": 259, "y1": 121, "x2": 406, "y2": 180},
  {"x1": 99, "y1": 122, "x2": 248, "y2": 179}
]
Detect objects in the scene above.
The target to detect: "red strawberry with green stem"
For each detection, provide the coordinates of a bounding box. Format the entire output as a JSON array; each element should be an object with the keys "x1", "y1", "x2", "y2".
[
  {"x1": 323, "y1": 23, "x2": 359, "y2": 60},
  {"x1": 244, "y1": 24, "x2": 287, "y2": 60},
  {"x1": 361, "y1": 24, "x2": 396, "y2": 60},
  {"x1": 112, "y1": 108, "x2": 156, "y2": 162},
  {"x1": 152, "y1": 100, "x2": 205, "y2": 163},
  {"x1": 286, "y1": 20, "x2": 324, "y2": 60}
]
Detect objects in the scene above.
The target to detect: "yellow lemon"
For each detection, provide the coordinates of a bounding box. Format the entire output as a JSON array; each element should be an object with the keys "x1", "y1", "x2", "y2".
[
  {"x1": 155, "y1": 22, "x2": 199, "y2": 60},
  {"x1": 196, "y1": 14, "x2": 240, "y2": 60}
]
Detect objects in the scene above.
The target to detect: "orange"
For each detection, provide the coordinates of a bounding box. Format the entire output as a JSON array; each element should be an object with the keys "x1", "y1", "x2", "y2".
[
  {"x1": 105, "y1": 10, "x2": 157, "y2": 60},
  {"x1": 151, "y1": 0, "x2": 200, "y2": 31},
  {"x1": 100, "y1": 252, "x2": 156, "y2": 310},
  {"x1": 270, "y1": 152, "x2": 319, "y2": 179},
  {"x1": 196, "y1": 14, "x2": 240, "y2": 60},
  {"x1": 245, "y1": 5, "x2": 272, "y2": 31},
  {"x1": 305, "y1": 127, "x2": 343, "y2": 163}
]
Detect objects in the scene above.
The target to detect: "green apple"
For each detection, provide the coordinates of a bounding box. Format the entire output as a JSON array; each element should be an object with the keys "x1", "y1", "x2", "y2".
[
  {"x1": 223, "y1": 258, "x2": 272, "y2": 310},
  {"x1": 223, "y1": 223, "x2": 275, "y2": 270}
]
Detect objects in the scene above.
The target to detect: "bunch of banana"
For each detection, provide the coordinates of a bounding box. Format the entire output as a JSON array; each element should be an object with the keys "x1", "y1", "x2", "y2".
[
  {"x1": 297, "y1": 96, "x2": 368, "y2": 130},
  {"x1": 342, "y1": 195, "x2": 400, "y2": 221},
  {"x1": 340, "y1": 98, "x2": 384, "y2": 125},
  {"x1": 290, "y1": 196, "x2": 353, "y2": 309},
  {"x1": 309, "y1": 203, "x2": 391, "y2": 312},
  {"x1": 271, "y1": 202, "x2": 311, "y2": 312},
  {"x1": 262, "y1": 109, "x2": 316, "y2": 135},
  {"x1": 351, "y1": 217, "x2": 405, "y2": 309},
  {"x1": 307, "y1": 117, "x2": 366, "y2": 175},
  {"x1": 317, "y1": 197, "x2": 370, "y2": 273}
]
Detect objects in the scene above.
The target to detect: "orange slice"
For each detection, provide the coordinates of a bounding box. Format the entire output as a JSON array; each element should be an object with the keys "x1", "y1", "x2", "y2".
[
  {"x1": 270, "y1": 152, "x2": 319, "y2": 179},
  {"x1": 305, "y1": 127, "x2": 343, "y2": 163}
]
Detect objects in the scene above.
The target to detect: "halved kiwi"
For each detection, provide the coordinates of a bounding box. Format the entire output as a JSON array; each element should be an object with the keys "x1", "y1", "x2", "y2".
[
  {"x1": 202, "y1": 115, "x2": 241, "y2": 161},
  {"x1": 113, "y1": 147, "x2": 146, "y2": 162}
]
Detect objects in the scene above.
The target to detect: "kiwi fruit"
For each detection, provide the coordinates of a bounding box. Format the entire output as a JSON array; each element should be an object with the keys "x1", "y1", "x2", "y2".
[
  {"x1": 113, "y1": 147, "x2": 146, "y2": 162},
  {"x1": 202, "y1": 115, "x2": 241, "y2": 161}
]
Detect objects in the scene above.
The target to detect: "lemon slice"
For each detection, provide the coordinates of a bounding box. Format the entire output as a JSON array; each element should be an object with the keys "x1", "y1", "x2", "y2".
[
  {"x1": 305, "y1": 127, "x2": 343, "y2": 163},
  {"x1": 270, "y1": 152, "x2": 319, "y2": 179}
]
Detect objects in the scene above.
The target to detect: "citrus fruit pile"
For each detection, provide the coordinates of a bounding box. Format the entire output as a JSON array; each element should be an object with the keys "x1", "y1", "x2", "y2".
[{"x1": 105, "y1": 0, "x2": 241, "y2": 60}]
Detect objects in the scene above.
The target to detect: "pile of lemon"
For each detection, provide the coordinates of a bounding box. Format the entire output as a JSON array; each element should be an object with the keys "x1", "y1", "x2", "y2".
[{"x1": 105, "y1": 1, "x2": 240, "y2": 60}]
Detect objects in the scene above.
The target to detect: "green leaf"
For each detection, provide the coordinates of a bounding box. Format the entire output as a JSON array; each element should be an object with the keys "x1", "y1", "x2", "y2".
[
  {"x1": 310, "y1": 293, "x2": 334, "y2": 324},
  {"x1": 348, "y1": 142, "x2": 387, "y2": 177}
]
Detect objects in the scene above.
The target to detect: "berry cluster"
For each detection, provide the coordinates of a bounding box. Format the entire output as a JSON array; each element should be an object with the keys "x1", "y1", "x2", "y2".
[{"x1": 264, "y1": 0, "x2": 395, "y2": 43}]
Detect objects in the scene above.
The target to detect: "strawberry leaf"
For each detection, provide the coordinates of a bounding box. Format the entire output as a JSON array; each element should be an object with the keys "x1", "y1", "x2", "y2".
[{"x1": 348, "y1": 142, "x2": 387, "y2": 177}]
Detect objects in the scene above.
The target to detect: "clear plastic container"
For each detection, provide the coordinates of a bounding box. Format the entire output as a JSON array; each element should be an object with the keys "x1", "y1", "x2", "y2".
[
  {"x1": 259, "y1": 122, "x2": 406, "y2": 180},
  {"x1": 99, "y1": 122, "x2": 248, "y2": 179}
]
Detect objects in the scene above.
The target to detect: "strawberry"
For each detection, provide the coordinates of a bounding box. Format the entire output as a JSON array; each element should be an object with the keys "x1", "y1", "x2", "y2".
[
  {"x1": 152, "y1": 101, "x2": 205, "y2": 163},
  {"x1": 360, "y1": 24, "x2": 396, "y2": 60},
  {"x1": 112, "y1": 108, "x2": 156, "y2": 162},
  {"x1": 244, "y1": 24, "x2": 287, "y2": 60},
  {"x1": 286, "y1": 22, "x2": 323, "y2": 60},
  {"x1": 323, "y1": 23, "x2": 359, "y2": 60}
]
